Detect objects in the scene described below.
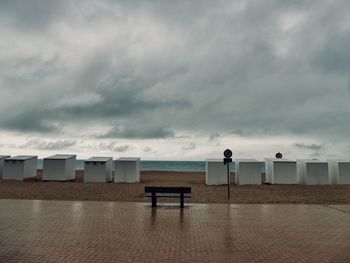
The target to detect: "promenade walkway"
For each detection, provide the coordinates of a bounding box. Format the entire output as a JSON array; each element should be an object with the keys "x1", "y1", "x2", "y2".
[{"x1": 0, "y1": 200, "x2": 349, "y2": 262}]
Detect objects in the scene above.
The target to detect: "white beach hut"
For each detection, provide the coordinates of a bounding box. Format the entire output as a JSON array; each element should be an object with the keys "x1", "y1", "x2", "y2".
[
  {"x1": 84, "y1": 157, "x2": 113, "y2": 183},
  {"x1": 265, "y1": 158, "x2": 297, "y2": 184},
  {"x1": 3, "y1": 155, "x2": 37, "y2": 181},
  {"x1": 42, "y1": 154, "x2": 76, "y2": 181},
  {"x1": 114, "y1": 157, "x2": 140, "y2": 183},
  {"x1": 297, "y1": 159, "x2": 329, "y2": 185},
  {"x1": 0, "y1": 155, "x2": 10, "y2": 179},
  {"x1": 328, "y1": 160, "x2": 350, "y2": 185},
  {"x1": 264, "y1": 158, "x2": 273, "y2": 183},
  {"x1": 235, "y1": 159, "x2": 262, "y2": 185},
  {"x1": 205, "y1": 159, "x2": 227, "y2": 185}
]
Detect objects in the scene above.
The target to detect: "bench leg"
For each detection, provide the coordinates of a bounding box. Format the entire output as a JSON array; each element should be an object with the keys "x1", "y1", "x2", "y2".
[
  {"x1": 180, "y1": 193, "x2": 184, "y2": 208},
  {"x1": 152, "y1": 193, "x2": 157, "y2": 207}
]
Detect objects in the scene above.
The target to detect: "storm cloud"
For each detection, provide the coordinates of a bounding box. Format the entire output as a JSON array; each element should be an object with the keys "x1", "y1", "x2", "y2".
[
  {"x1": 1, "y1": 0, "x2": 350, "y2": 159},
  {"x1": 294, "y1": 143, "x2": 324, "y2": 151},
  {"x1": 21, "y1": 139, "x2": 77, "y2": 150}
]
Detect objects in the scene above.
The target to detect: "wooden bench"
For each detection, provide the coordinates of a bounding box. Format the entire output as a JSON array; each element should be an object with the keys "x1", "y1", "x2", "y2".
[{"x1": 144, "y1": 186, "x2": 191, "y2": 208}]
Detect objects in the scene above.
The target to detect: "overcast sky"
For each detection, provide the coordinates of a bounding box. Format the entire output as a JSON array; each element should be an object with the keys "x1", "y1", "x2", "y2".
[{"x1": 1, "y1": 0, "x2": 350, "y2": 160}]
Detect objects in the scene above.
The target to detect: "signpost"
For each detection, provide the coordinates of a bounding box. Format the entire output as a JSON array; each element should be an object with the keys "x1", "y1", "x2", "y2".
[
  {"x1": 223, "y1": 149, "x2": 233, "y2": 200},
  {"x1": 275, "y1": 152, "x2": 283, "y2": 159}
]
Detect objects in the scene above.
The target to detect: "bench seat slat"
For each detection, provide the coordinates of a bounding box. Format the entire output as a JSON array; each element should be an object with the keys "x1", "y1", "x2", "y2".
[
  {"x1": 145, "y1": 193, "x2": 191, "y2": 198},
  {"x1": 144, "y1": 186, "x2": 191, "y2": 194}
]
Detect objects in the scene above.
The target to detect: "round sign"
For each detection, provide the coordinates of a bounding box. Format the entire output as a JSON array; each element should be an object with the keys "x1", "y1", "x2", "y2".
[
  {"x1": 223, "y1": 149, "x2": 232, "y2": 158},
  {"x1": 275, "y1": 152, "x2": 283, "y2": 158}
]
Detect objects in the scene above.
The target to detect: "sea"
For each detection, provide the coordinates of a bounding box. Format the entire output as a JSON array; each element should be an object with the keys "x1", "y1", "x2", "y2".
[{"x1": 37, "y1": 160, "x2": 265, "y2": 172}]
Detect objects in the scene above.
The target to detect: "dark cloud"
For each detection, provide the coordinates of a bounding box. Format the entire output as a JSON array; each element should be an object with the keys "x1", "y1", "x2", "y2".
[
  {"x1": 229, "y1": 130, "x2": 244, "y2": 136},
  {"x1": 3, "y1": 55, "x2": 62, "y2": 82},
  {"x1": 0, "y1": 0, "x2": 68, "y2": 32},
  {"x1": 98, "y1": 142, "x2": 117, "y2": 151},
  {"x1": 182, "y1": 142, "x2": 196, "y2": 150},
  {"x1": 63, "y1": 71, "x2": 191, "y2": 119},
  {"x1": 98, "y1": 142, "x2": 130, "y2": 152},
  {"x1": 0, "y1": 0, "x2": 350, "y2": 152},
  {"x1": 113, "y1": 145, "x2": 130, "y2": 152},
  {"x1": 143, "y1": 147, "x2": 152, "y2": 153},
  {"x1": 312, "y1": 32, "x2": 350, "y2": 74},
  {"x1": 1, "y1": 113, "x2": 58, "y2": 133},
  {"x1": 209, "y1": 133, "x2": 220, "y2": 141},
  {"x1": 294, "y1": 143, "x2": 324, "y2": 151},
  {"x1": 101, "y1": 125, "x2": 174, "y2": 139},
  {"x1": 311, "y1": 152, "x2": 321, "y2": 158},
  {"x1": 21, "y1": 139, "x2": 76, "y2": 150}
]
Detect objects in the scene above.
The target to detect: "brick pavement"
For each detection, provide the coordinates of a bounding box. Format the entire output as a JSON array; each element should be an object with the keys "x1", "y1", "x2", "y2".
[{"x1": 0, "y1": 200, "x2": 349, "y2": 262}]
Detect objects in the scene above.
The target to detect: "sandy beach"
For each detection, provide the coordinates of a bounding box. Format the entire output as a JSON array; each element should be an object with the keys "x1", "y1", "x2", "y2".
[{"x1": 0, "y1": 170, "x2": 349, "y2": 204}]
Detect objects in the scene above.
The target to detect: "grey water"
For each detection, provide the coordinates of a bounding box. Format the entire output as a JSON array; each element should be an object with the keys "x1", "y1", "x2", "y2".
[
  {"x1": 37, "y1": 159, "x2": 265, "y2": 172},
  {"x1": 36, "y1": 159, "x2": 214, "y2": 171}
]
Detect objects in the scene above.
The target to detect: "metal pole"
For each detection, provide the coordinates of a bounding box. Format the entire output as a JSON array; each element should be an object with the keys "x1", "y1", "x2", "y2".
[
  {"x1": 227, "y1": 161, "x2": 230, "y2": 200},
  {"x1": 223, "y1": 149, "x2": 233, "y2": 201}
]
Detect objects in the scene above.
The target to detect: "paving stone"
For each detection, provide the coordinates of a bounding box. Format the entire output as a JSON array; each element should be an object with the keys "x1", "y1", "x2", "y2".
[{"x1": 0, "y1": 200, "x2": 349, "y2": 262}]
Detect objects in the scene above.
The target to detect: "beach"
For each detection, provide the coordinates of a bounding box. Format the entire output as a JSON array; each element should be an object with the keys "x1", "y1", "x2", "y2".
[{"x1": 1, "y1": 170, "x2": 349, "y2": 204}]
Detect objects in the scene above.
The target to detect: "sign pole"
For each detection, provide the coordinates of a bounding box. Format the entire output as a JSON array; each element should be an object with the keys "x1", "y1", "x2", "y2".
[
  {"x1": 227, "y1": 161, "x2": 230, "y2": 200},
  {"x1": 223, "y1": 149, "x2": 233, "y2": 201}
]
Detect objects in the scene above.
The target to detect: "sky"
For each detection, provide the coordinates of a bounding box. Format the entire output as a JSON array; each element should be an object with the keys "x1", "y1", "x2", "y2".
[{"x1": 0, "y1": 0, "x2": 350, "y2": 160}]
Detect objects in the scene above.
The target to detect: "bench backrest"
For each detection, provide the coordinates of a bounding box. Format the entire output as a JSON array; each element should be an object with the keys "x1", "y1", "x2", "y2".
[{"x1": 145, "y1": 186, "x2": 191, "y2": 194}]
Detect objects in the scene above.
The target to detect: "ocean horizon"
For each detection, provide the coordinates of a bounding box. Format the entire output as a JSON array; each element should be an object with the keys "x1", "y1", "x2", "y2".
[{"x1": 36, "y1": 159, "x2": 265, "y2": 172}]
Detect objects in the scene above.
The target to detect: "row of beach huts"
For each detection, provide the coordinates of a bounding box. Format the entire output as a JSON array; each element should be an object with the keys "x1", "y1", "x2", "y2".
[
  {"x1": 0, "y1": 155, "x2": 349, "y2": 185},
  {"x1": 0, "y1": 155, "x2": 140, "y2": 183},
  {"x1": 208, "y1": 158, "x2": 350, "y2": 185}
]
